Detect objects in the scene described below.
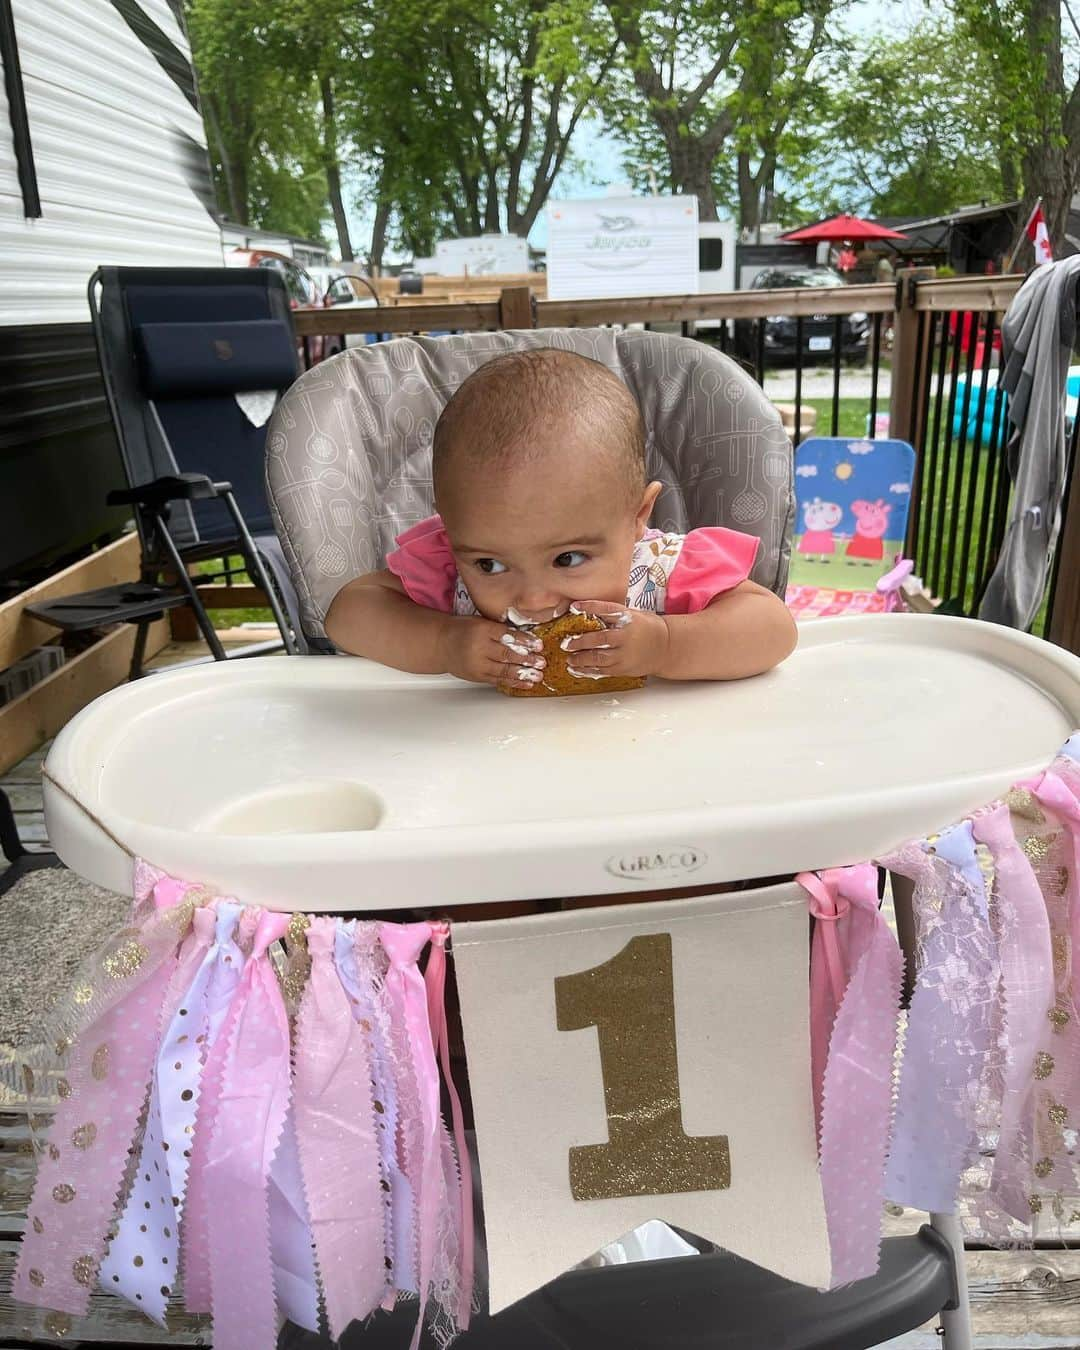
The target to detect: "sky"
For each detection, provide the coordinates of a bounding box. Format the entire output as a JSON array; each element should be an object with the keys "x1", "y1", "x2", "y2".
[{"x1": 342, "y1": 0, "x2": 932, "y2": 262}]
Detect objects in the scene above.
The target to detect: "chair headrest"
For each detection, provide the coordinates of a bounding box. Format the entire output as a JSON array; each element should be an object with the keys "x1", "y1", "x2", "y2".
[
  {"x1": 135, "y1": 319, "x2": 298, "y2": 397},
  {"x1": 266, "y1": 329, "x2": 794, "y2": 648}
]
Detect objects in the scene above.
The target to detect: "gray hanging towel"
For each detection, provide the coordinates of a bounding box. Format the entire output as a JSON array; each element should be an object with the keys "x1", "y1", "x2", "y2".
[{"x1": 978, "y1": 255, "x2": 1080, "y2": 629}]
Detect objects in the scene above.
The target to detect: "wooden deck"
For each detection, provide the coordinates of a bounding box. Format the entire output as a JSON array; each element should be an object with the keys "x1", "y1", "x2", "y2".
[{"x1": 1, "y1": 636, "x2": 1079, "y2": 1345}]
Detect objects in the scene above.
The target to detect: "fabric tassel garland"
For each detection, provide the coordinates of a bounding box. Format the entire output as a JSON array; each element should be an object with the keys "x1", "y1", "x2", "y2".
[
  {"x1": 12, "y1": 877, "x2": 473, "y2": 1347},
  {"x1": 12, "y1": 730, "x2": 1080, "y2": 1344}
]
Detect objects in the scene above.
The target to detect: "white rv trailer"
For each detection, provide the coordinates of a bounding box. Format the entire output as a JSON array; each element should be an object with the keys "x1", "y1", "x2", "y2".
[
  {"x1": 544, "y1": 194, "x2": 736, "y2": 303},
  {"x1": 412, "y1": 233, "x2": 530, "y2": 276},
  {"x1": 1, "y1": 0, "x2": 223, "y2": 580}
]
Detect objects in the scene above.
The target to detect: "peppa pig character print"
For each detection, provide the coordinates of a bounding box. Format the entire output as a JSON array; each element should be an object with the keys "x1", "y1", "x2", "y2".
[
  {"x1": 846, "y1": 499, "x2": 891, "y2": 563},
  {"x1": 798, "y1": 498, "x2": 843, "y2": 560}
]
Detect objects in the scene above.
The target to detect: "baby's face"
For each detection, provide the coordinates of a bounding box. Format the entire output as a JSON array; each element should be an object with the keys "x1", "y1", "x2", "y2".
[{"x1": 438, "y1": 438, "x2": 654, "y2": 624}]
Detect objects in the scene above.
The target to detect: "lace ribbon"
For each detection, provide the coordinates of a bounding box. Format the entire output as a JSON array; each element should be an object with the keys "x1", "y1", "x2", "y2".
[
  {"x1": 883, "y1": 825, "x2": 998, "y2": 1214},
  {"x1": 972, "y1": 804, "x2": 1055, "y2": 1223},
  {"x1": 426, "y1": 922, "x2": 474, "y2": 1330},
  {"x1": 335, "y1": 919, "x2": 413, "y2": 1303}
]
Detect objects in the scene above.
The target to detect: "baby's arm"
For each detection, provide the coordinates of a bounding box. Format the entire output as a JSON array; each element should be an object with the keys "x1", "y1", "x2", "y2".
[
  {"x1": 658, "y1": 581, "x2": 797, "y2": 680},
  {"x1": 564, "y1": 581, "x2": 797, "y2": 682},
  {"x1": 325, "y1": 572, "x2": 544, "y2": 686},
  {"x1": 326, "y1": 572, "x2": 454, "y2": 671}
]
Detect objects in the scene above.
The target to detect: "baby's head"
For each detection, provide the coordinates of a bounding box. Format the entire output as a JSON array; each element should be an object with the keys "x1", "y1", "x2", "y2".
[{"x1": 432, "y1": 347, "x2": 661, "y2": 622}]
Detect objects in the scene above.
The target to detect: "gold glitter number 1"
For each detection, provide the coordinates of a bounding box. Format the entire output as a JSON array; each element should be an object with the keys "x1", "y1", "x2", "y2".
[{"x1": 554, "y1": 932, "x2": 731, "y2": 1201}]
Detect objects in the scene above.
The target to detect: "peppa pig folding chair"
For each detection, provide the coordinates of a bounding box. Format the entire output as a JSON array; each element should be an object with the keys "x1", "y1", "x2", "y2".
[{"x1": 785, "y1": 437, "x2": 916, "y2": 620}]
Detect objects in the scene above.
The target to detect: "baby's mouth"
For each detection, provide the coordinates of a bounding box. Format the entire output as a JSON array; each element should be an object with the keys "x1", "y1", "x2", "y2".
[{"x1": 503, "y1": 604, "x2": 570, "y2": 629}]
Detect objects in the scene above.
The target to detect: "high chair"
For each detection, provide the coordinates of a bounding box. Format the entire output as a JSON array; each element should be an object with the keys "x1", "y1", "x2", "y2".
[
  {"x1": 35, "y1": 326, "x2": 1080, "y2": 1350},
  {"x1": 264, "y1": 329, "x2": 796, "y2": 648},
  {"x1": 24, "y1": 331, "x2": 1040, "y2": 1350}
]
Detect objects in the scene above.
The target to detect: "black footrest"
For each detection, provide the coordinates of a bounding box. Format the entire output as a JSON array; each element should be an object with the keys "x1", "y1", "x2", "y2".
[{"x1": 26, "y1": 582, "x2": 191, "y2": 632}]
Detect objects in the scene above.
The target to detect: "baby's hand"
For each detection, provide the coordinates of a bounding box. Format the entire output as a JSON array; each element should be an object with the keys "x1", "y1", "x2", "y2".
[
  {"x1": 440, "y1": 616, "x2": 547, "y2": 688},
  {"x1": 562, "y1": 602, "x2": 669, "y2": 680}
]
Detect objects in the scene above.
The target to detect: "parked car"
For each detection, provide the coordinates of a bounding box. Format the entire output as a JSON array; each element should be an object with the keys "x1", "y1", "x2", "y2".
[
  {"x1": 317, "y1": 272, "x2": 381, "y2": 348},
  {"x1": 732, "y1": 266, "x2": 870, "y2": 366},
  {"x1": 224, "y1": 249, "x2": 344, "y2": 363}
]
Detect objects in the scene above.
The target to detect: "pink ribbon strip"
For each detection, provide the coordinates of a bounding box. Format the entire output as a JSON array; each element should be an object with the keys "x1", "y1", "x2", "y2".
[
  {"x1": 972, "y1": 804, "x2": 1055, "y2": 1222},
  {"x1": 802, "y1": 870, "x2": 850, "y2": 1132},
  {"x1": 14, "y1": 882, "x2": 191, "y2": 1314},
  {"x1": 204, "y1": 908, "x2": 292, "y2": 1350},
  {"x1": 380, "y1": 922, "x2": 440, "y2": 1350},
  {"x1": 799, "y1": 865, "x2": 903, "y2": 1286},
  {"x1": 293, "y1": 916, "x2": 387, "y2": 1339},
  {"x1": 425, "y1": 921, "x2": 474, "y2": 1329}
]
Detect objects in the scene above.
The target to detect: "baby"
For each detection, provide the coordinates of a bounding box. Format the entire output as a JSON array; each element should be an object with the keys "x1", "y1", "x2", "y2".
[{"x1": 325, "y1": 348, "x2": 796, "y2": 687}]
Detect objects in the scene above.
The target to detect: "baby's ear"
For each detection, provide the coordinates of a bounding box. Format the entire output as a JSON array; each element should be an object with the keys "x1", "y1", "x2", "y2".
[{"x1": 637, "y1": 480, "x2": 663, "y2": 531}]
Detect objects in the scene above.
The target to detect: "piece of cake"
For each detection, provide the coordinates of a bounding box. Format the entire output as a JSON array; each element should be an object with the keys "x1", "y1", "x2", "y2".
[{"x1": 498, "y1": 611, "x2": 647, "y2": 698}]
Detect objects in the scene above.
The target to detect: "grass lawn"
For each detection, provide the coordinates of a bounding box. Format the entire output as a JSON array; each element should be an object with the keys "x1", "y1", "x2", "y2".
[
  {"x1": 193, "y1": 556, "x2": 274, "y2": 628},
  {"x1": 803, "y1": 398, "x2": 876, "y2": 440}
]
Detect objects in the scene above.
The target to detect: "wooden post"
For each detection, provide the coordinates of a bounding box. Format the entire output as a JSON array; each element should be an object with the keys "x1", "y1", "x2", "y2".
[
  {"x1": 889, "y1": 266, "x2": 935, "y2": 447},
  {"x1": 498, "y1": 285, "x2": 535, "y2": 330},
  {"x1": 1049, "y1": 449, "x2": 1080, "y2": 655}
]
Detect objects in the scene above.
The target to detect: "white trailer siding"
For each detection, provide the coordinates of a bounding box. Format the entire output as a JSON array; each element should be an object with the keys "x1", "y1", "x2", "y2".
[
  {"x1": 0, "y1": 0, "x2": 222, "y2": 326},
  {"x1": 1, "y1": 0, "x2": 222, "y2": 579}
]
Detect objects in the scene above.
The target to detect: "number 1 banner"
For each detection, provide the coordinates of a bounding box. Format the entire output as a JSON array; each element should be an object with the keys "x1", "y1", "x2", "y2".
[{"x1": 451, "y1": 884, "x2": 831, "y2": 1314}]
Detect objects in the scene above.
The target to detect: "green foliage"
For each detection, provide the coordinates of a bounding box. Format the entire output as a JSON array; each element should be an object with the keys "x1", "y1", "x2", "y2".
[
  {"x1": 588, "y1": 0, "x2": 846, "y2": 223},
  {"x1": 783, "y1": 18, "x2": 1006, "y2": 221},
  {"x1": 185, "y1": 0, "x2": 330, "y2": 240}
]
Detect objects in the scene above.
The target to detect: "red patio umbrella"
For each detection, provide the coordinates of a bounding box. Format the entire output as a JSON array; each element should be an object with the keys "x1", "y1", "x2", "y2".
[{"x1": 779, "y1": 214, "x2": 908, "y2": 242}]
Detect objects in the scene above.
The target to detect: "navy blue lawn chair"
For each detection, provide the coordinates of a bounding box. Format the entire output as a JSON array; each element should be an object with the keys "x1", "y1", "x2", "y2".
[{"x1": 28, "y1": 267, "x2": 307, "y2": 676}]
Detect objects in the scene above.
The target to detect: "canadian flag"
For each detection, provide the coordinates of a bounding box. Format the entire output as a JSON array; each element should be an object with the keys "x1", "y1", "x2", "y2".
[{"x1": 1026, "y1": 204, "x2": 1054, "y2": 265}]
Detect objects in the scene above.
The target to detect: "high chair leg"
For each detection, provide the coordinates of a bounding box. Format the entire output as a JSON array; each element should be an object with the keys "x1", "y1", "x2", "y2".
[{"x1": 929, "y1": 1211, "x2": 973, "y2": 1350}]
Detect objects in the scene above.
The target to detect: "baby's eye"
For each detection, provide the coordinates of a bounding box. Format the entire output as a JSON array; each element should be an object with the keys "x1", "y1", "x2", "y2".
[
  {"x1": 554, "y1": 551, "x2": 589, "y2": 569},
  {"x1": 475, "y1": 558, "x2": 507, "y2": 575}
]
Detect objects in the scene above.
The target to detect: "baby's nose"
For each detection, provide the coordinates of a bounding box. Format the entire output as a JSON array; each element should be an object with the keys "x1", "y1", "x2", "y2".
[{"x1": 513, "y1": 590, "x2": 565, "y2": 623}]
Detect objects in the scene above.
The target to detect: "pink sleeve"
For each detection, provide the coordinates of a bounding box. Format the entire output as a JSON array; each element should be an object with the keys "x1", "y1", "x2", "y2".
[
  {"x1": 665, "y1": 527, "x2": 760, "y2": 615},
  {"x1": 385, "y1": 515, "x2": 457, "y2": 612}
]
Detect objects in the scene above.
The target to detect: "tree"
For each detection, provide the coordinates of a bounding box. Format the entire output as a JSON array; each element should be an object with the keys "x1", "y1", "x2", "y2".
[
  {"x1": 591, "y1": 0, "x2": 843, "y2": 223},
  {"x1": 185, "y1": 0, "x2": 329, "y2": 241},
  {"x1": 953, "y1": 0, "x2": 1080, "y2": 248},
  {"x1": 791, "y1": 20, "x2": 1006, "y2": 221},
  {"x1": 348, "y1": 0, "x2": 616, "y2": 267}
]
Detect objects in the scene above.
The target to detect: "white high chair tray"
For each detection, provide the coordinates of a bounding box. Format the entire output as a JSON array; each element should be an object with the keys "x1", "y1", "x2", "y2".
[{"x1": 45, "y1": 615, "x2": 1080, "y2": 911}]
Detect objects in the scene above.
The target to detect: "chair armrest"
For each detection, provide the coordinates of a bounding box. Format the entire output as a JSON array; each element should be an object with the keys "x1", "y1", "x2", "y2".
[{"x1": 107, "y1": 473, "x2": 233, "y2": 508}]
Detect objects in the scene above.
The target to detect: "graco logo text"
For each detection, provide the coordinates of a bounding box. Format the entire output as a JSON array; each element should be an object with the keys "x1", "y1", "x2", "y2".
[{"x1": 606, "y1": 848, "x2": 706, "y2": 882}]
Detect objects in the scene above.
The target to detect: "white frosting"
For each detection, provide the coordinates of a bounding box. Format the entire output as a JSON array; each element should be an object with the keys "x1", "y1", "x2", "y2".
[
  {"x1": 566, "y1": 666, "x2": 607, "y2": 681},
  {"x1": 504, "y1": 605, "x2": 568, "y2": 628},
  {"x1": 569, "y1": 603, "x2": 632, "y2": 629},
  {"x1": 500, "y1": 634, "x2": 534, "y2": 657},
  {"x1": 560, "y1": 636, "x2": 612, "y2": 652}
]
